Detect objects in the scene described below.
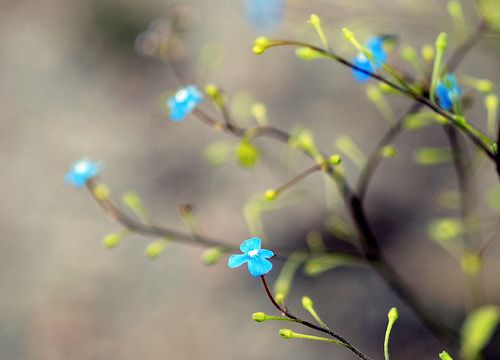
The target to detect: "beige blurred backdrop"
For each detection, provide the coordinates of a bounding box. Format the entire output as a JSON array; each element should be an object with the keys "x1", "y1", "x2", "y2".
[{"x1": 1, "y1": 0, "x2": 499, "y2": 359}]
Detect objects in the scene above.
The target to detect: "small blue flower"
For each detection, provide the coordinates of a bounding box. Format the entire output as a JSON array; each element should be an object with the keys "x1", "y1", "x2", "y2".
[
  {"x1": 228, "y1": 237, "x2": 274, "y2": 277},
  {"x1": 167, "y1": 85, "x2": 203, "y2": 122},
  {"x1": 65, "y1": 159, "x2": 101, "y2": 188},
  {"x1": 244, "y1": 0, "x2": 283, "y2": 33},
  {"x1": 352, "y1": 36, "x2": 388, "y2": 82},
  {"x1": 436, "y1": 74, "x2": 462, "y2": 111}
]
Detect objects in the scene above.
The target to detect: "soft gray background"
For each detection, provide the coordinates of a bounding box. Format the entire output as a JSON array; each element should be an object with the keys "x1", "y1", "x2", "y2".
[{"x1": 1, "y1": 0, "x2": 499, "y2": 359}]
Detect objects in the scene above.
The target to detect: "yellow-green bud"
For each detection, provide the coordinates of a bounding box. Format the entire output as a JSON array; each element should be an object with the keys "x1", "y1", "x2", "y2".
[
  {"x1": 401, "y1": 46, "x2": 418, "y2": 63},
  {"x1": 328, "y1": 154, "x2": 342, "y2": 165},
  {"x1": 301, "y1": 296, "x2": 314, "y2": 309},
  {"x1": 275, "y1": 293, "x2": 285, "y2": 305},
  {"x1": 295, "y1": 47, "x2": 322, "y2": 61},
  {"x1": 388, "y1": 307, "x2": 399, "y2": 322},
  {"x1": 476, "y1": 80, "x2": 494, "y2": 94},
  {"x1": 485, "y1": 94, "x2": 498, "y2": 109},
  {"x1": 366, "y1": 85, "x2": 382, "y2": 103},
  {"x1": 279, "y1": 329, "x2": 295, "y2": 339},
  {"x1": 381, "y1": 145, "x2": 396, "y2": 158},
  {"x1": 342, "y1": 28, "x2": 354, "y2": 42},
  {"x1": 201, "y1": 247, "x2": 223, "y2": 265},
  {"x1": 205, "y1": 83, "x2": 220, "y2": 98},
  {"x1": 252, "y1": 312, "x2": 267, "y2": 322},
  {"x1": 447, "y1": 1, "x2": 462, "y2": 17},
  {"x1": 251, "y1": 102, "x2": 268, "y2": 125},
  {"x1": 264, "y1": 189, "x2": 277, "y2": 201},
  {"x1": 93, "y1": 183, "x2": 110, "y2": 201},
  {"x1": 421, "y1": 44, "x2": 435, "y2": 62},
  {"x1": 102, "y1": 232, "x2": 123, "y2": 249},
  {"x1": 253, "y1": 36, "x2": 272, "y2": 55},
  {"x1": 236, "y1": 140, "x2": 260, "y2": 168},
  {"x1": 461, "y1": 252, "x2": 482, "y2": 276},
  {"x1": 145, "y1": 239, "x2": 170, "y2": 259},
  {"x1": 439, "y1": 351, "x2": 454, "y2": 360},
  {"x1": 308, "y1": 14, "x2": 321, "y2": 27},
  {"x1": 436, "y1": 32, "x2": 448, "y2": 51}
]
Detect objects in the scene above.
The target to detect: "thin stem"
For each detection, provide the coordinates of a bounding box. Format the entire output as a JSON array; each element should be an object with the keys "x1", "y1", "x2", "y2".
[
  {"x1": 274, "y1": 164, "x2": 322, "y2": 197},
  {"x1": 357, "y1": 22, "x2": 488, "y2": 200},
  {"x1": 260, "y1": 276, "x2": 373, "y2": 360},
  {"x1": 267, "y1": 38, "x2": 495, "y2": 161}
]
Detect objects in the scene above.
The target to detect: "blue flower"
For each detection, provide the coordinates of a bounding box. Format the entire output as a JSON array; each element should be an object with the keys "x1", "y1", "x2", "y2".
[
  {"x1": 436, "y1": 74, "x2": 462, "y2": 111},
  {"x1": 228, "y1": 237, "x2": 274, "y2": 277},
  {"x1": 167, "y1": 85, "x2": 203, "y2": 122},
  {"x1": 244, "y1": 0, "x2": 283, "y2": 33},
  {"x1": 65, "y1": 159, "x2": 101, "y2": 188},
  {"x1": 352, "y1": 36, "x2": 387, "y2": 82}
]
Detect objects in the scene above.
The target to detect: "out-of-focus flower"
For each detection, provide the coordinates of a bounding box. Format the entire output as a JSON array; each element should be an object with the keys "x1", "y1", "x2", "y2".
[
  {"x1": 244, "y1": 0, "x2": 283, "y2": 32},
  {"x1": 167, "y1": 85, "x2": 203, "y2": 121},
  {"x1": 65, "y1": 159, "x2": 100, "y2": 188},
  {"x1": 352, "y1": 36, "x2": 387, "y2": 82},
  {"x1": 436, "y1": 74, "x2": 461, "y2": 111},
  {"x1": 228, "y1": 237, "x2": 274, "y2": 277}
]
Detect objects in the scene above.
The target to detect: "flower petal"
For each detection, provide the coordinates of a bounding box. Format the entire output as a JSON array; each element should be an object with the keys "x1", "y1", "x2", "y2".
[
  {"x1": 352, "y1": 54, "x2": 374, "y2": 82},
  {"x1": 247, "y1": 256, "x2": 273, "y2": 277},
  {"x1": 258, "y1": 249, "x2": 274, "y2": 259},
  {"x1": 240, "y1": 237, "x2": 261, "y2": 253},
  {"x1": 228, "y1": 253, "x2": 249, "y2": 268}
]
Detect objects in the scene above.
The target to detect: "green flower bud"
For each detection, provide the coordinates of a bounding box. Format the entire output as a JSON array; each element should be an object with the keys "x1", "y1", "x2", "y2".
[
  {"x1": 421, "y1": 44, "x2": 435, "y2": 62},
  {"x1": 388, "y1": 307, "x2": 399, "y2": 322},
  {"x1": 93, "y1": 183, "x2": 110, "y2": 201},
  {"x1": 436, "y1": 32, "x2": 448, "y2": 51},
  {"x1": 236, "y1": 140, "x2": 260, "y2": 168},
  {"x1": 439, "y1": 351, "x2": 453, "y2": 360},
  {"x1": 328, "y1": 154, "x2": 342, "y2": 165},
  {"x1": 253, "y1": 36, "x2": 272, "y2": 55},
  {"x1": 301, "y1": 296, "x2": 314, "y2": 309},
  {"x1": 102, "y1": 232, "x2": 126, "y2": 249},
  {"x1": 201, "y1": 247, "x2": 223, "y2": 265},
  {"x1": 252, "y1": 312, "x2": 267, "y2": 322},
  {"x1": 145, "y1": 239, "x2": 170, "y2": 259},
  {"x1": 381, "y1": 145, "x2": 396, "y2": 158},
  {"x1": 264, "y1": 189, "x2": 277, "y2": 201},
  {"x1": 279, "y1": 329, "x2": 295, "y2": 339},
  {"x1": 295, "y1": 47, "x2": 323, "y2": 61}
]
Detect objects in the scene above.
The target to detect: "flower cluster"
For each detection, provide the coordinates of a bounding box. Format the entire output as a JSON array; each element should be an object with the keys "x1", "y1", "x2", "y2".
[
  {"x1": 352, "y1": 36, "x2": 387, "y2": 82},
  {"x1": 65, "y1": 159, "x2": 100, "y2": 188},
  {"x1": 436, "y1": 73, "x2": 462, "y2": 111},
  {"x1": 228, "y1": 237, "x2": 274, "y2": 277},
  {"x1": 167, "y1": 85, "x2": 203, "y2": 122}
]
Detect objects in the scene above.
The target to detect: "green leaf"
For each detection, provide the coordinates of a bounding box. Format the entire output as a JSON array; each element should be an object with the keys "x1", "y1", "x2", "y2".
[
  {"x1": 304, "y1": 254, "x2": 363, "y2": 276},
  {"x1": 461, "y1": 305, "x2": 500, "y2": 360}
]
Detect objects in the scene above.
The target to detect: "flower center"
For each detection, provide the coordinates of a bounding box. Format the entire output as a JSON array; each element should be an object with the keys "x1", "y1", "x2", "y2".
[
  {"x1": 247, "y1": 249, "x2": 259, "y2": 257},
  {"x1": 74, "y1": 162, "x2": 89, "y2": 174},
  {"x1": 175, "y1": 89, "x2": 189, "y2": 103}
]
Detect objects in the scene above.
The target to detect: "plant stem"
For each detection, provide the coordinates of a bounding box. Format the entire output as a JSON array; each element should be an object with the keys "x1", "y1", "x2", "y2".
[{"x1": 260, "y1": 276, "x2": 373, "y2": 360}]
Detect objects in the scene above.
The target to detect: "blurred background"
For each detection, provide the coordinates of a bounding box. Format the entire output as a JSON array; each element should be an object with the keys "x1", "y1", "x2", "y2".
[{"x1": 1, "y1": 0, "x2": 499, "y2": 359}]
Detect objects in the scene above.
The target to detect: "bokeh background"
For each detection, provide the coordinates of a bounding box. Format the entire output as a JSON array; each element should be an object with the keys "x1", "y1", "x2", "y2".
[{"x1": 1, "y1": 0, "x2": 499, "y2": 359}]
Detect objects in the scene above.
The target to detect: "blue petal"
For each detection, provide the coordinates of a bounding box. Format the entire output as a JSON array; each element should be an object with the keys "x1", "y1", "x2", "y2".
[
  {"x1": 258, "y1": 249, "x2": 274, "y2": 259},
  {"x1": 352, "y1": 54, "x2": 374, "y2": 82},
  {"x1": 247, "y1": 256, "x2": 273, "y2": 277},
  {"x1": 240, "y1": 237, "x2": 261, "y2": 253},
  {"x1": 366, "y1": 37, "x2": 387, "y2": 67},
  {"x1": 228, "y1": 254, "x2": 249, "y2": 268}
]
